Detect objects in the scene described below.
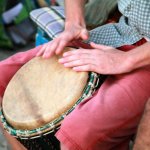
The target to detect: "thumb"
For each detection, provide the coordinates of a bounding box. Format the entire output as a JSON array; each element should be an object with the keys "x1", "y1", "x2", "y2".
[
  {"x1": 90, "y1": 42, "x2": 111, "y2": 50},
  {"x1": 80, "y1": 29, "x2": 89, "y2": 40}
]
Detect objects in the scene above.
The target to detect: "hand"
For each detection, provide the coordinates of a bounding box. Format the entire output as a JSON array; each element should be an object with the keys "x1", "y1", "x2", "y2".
[
  {"x1": 36, "y1": 23, "x2": 89, "y2": 59},
  {"x1": 59, "y1": 42, "x2": 132, "y2": 74}
]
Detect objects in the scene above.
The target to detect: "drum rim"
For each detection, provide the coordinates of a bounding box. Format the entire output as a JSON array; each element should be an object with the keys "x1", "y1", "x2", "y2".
[{"x1": 0, "y1": 72, "x2": 100, "y2": 139}]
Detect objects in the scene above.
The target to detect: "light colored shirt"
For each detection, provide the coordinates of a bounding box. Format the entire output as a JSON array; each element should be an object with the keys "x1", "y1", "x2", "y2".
[{"x1": 89, "y1": 0, "x2": 150, "y2": 47}]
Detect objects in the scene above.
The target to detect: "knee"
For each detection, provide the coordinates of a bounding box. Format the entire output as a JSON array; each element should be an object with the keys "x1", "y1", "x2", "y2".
[
  {"x1": 133, "y1": 98, "x2": 150, "y2": 150},
  {"x1": 60, "y1": 143, "x2": 69, "y2": 150}
]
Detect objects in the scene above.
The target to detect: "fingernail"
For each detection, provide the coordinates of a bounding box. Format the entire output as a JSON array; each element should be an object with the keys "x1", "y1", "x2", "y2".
[
  {"x1": 43, "y1": 53, "x2": 49, "y2": 59},
  {"x1": 73, "y1": 67, "x2": 79, "y2": 71},
  {"x1": 43, "y1": 54, "x2": 46, "y2": 58},
  {"x1": 64, "y1": 63, "x2": 69, "y2": 67},
  {"x1": 63, "y1": 53, "x2": 68, "y2": 56},
  {"x1": 58, "y1": 59, "x2": 64, "y2": 63}
]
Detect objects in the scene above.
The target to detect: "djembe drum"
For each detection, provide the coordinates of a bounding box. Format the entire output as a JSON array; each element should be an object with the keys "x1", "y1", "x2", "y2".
[{"x1": 0, "y1": 47, "x2": 101, "y2": 150}]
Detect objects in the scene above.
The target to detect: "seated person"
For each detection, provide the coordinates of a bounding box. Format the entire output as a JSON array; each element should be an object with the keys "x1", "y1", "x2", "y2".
[{"x1": 0, "y1": 0, "x2": 150, "y2": 149}]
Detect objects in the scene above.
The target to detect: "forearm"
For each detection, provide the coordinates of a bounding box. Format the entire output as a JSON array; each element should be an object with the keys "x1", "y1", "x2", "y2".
[
  {"x1": 65, "y1": 0, "x2": 86, "y2": 27},
  {"x1": 127, "y1": 42, "x2": 150, "y2": 70}
]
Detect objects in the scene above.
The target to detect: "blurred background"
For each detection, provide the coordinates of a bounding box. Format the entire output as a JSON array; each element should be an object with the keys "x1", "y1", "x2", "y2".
[{"x1": 0, "y1": 0, "x2": 64, "y2": 61}]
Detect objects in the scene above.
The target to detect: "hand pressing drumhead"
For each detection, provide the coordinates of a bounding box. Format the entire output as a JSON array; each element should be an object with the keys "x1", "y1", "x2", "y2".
[{"x1": 36, "y1": 23, "x2": 89, "y2": 59}]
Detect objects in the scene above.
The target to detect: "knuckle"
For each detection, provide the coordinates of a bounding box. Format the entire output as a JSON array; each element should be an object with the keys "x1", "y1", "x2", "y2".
[
  {"x1": 64, "y1": 57, "x2": 69, "y2": 62},
  {"x1": 60, "y1": 39, "x2": 67, "y2": 46},
  {"x1": 42, "y1": 44, "x2": 47, "y2": 49},
  {"x1": 45, "y1": 48, "x2": 51, "y2": 54},
  {"x1": 60, "y1": 33, "x2": 68, "y2": 39}
]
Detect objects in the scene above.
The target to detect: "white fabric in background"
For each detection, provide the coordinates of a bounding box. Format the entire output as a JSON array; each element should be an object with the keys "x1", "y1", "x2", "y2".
[{"x1": 2, "y1": 3, "x2": 23, "y2": 24}]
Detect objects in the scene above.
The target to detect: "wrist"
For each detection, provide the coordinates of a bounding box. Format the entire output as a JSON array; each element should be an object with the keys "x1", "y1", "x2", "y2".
[
  {"x1": 123, "y1": 48, "x2": 145, "y2": 72},
  {"x1": 119, "y1": 52, "x2": 135, "y2": 73},
  {"x1": 125, "y1": 43, "x2": 150, "y2": 71},
  {"x1": 65, "y1": 19, "x2": 86, "y2": 28},
  {"x1": 65, "y1": 0, "x2": 86, "y2": 27}
]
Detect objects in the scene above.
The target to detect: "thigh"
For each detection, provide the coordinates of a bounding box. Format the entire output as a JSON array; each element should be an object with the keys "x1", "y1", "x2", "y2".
[
  {"x1": 133, "y1": 98, "x2": 150, "y2": 150},
  {"x1": 56, "y1": 66, "x2": 150, "y2": 150}
]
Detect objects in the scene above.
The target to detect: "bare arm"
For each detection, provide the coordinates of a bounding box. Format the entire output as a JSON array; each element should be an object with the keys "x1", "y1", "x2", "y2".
[
  {"x1": 37, "y1": 0, "x2": 89, "y2": 58},
  {"x1": 64, "y1": 0, "x2": 88, "y2": 40},
  {"x1": 65, "y1": 0, "x2": 86, "y2": 27}
]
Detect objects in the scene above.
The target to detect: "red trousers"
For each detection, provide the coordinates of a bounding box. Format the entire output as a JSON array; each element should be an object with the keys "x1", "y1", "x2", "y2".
[{"x1": 0, "y1": 39, "x2": 150, "y2": 150}]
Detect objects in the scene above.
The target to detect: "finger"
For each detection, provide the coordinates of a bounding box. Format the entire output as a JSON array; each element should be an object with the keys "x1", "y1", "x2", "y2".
[
  {"x1": 80, "y1": 29, "x2": 89, "y2": 40},
  {"x1": 55, "y1": 39, "x2": 68, "y2": 55},
  {"x1": 63, "y1": 58, "x2": 93, "y2": 68},
  {"x1": 90, "y1": 42, "x2": 112, "y2": 50},
  {"x1": 63, "y1": 49, "x2": 78, "y2": 57},
  {"x1": 59, "y1": 52, "x2": 92, "y2": 64},
  {"x1": 43, "y1": 41, "x2": 58, "y2": 58},
  {"x1": 63, "y1": 49, "x2": 92, "y2": 57},
  {"x1": 36, "y1": 43, "x2": 48, "y2": 56},
  {"x1": 73, "y1": 64, "x2": 96, "y2": 72}
]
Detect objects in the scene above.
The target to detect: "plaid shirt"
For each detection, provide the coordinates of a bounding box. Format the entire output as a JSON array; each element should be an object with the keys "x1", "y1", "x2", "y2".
[
  {"x1": 30, "y1": 0, "x2": 150, "y2": 47},
  {"x1": 89, "y1": 0, "x2": 150, "y2": 47}
]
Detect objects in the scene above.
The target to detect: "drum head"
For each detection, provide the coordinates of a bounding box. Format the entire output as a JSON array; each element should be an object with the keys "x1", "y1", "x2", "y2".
[{"x1": 2, "y1": 47, "x2": 88, "y2": 130}]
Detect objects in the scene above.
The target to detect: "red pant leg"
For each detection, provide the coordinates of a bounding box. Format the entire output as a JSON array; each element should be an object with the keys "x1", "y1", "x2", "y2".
[{"x1": 56, "y1": 66, "x2": 150, "y2": 150}]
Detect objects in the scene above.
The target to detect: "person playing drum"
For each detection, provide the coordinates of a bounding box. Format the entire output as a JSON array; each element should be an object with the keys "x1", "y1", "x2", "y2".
[{"x1": 1, "y1": 0, "x2": 150, "y2": 150}]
